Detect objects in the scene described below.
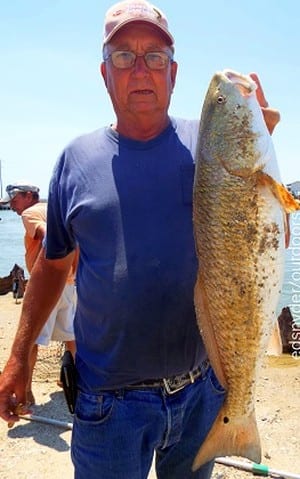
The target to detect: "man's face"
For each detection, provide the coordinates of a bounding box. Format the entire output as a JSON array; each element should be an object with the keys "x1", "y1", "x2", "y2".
[
  {"x1": 101, "y1": 23, "x2": 177, "y2": 119},
  {"x1": 9, "y1": 192, "x2": 34, "y2": 215}
]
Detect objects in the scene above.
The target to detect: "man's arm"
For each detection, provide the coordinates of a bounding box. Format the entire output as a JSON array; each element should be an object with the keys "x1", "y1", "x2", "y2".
[
  {"x1": 0, "y1": 249, "x2": 75, "y2": 424},
  {"x1": 34, "y1": 223, "x2": 46, "y2": 240}
]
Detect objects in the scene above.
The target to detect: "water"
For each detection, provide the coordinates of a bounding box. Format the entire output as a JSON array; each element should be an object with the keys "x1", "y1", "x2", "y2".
[
  {"x1": 0, "y1": 209, "x2": 299, "y2": 319},
  {"x1": 0, "y1": 209, "x2": 28, "y2": 277}
]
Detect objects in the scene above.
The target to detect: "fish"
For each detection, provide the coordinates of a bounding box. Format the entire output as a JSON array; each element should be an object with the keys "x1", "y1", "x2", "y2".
[{"x1": 192, "y1": 69, "x2": 300, "y2": 471}]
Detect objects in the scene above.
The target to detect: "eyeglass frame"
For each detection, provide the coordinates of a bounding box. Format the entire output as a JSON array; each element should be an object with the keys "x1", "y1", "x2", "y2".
[{"x1": 103, "y1": 50, "x2": 174, "y2": 70}]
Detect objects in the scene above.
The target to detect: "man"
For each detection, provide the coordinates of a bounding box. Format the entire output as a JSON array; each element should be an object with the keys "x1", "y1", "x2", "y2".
[
  {"x1": 0, "y1": 181, "x2": 76, "y2": 405},
  {"x1": 0, "y1": 2, "x2": 280, "y2": 478}
]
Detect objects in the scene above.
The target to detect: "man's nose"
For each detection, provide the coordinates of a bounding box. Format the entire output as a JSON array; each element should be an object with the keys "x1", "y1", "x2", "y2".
[{"x1": 132, "y1": 55, "x2": 149, "y2": 74}]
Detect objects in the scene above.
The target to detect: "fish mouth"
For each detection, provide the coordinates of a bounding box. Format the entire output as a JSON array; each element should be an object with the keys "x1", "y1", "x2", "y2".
[{"x1": 223, "y1": 69, "x2": 257, "y2": 96}]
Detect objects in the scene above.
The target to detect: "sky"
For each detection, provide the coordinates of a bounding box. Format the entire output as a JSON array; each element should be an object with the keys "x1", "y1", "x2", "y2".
[{"x1": 0, "y1": 0, "x2": 299, "y2": 198}]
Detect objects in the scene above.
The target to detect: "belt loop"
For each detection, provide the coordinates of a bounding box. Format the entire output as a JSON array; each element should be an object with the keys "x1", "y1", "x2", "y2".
[
  {"x1": 115, "y1": 389, "x2": 125, "y2": 399},
  {"x1": 189, "y1": 371, "x2": 195, "y2": 383}
]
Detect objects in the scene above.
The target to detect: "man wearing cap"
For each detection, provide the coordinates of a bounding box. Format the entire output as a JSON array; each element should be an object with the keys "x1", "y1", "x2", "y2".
[
  {"x1": 0, "y1": 1, "x2": 280, "y2": 478},
  {"x1": 0, "y1": 181, "x2": 77, "y2": 406}
]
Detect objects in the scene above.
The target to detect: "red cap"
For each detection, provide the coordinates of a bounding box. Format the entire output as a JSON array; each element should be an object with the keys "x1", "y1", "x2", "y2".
[{"x1": 103, "y1": 0, "x2": 174, "y2": 46}]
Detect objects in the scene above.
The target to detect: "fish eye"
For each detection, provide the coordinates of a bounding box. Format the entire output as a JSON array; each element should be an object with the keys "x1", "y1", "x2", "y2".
[{"x1": 217, "y1": 95, "x2": 226, "y2": 104}]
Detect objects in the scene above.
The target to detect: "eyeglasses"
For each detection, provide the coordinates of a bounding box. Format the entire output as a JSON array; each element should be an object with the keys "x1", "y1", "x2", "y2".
[{"x1": 104, "y1": 51, "x2": 173, "y2": 70}]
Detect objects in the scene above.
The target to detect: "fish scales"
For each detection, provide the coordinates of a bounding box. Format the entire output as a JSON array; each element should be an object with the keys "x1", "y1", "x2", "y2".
[{"x1": 192, "y1": 70, "x2": 300, "y2": 470}]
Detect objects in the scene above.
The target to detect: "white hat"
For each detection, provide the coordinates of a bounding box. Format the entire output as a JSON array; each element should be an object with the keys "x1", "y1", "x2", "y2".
[
  {"x1": 0, "y1": 180, "x2": 40, "y2": 204},
  {"x1": 103, "y1": 0, "x2": 174, "y2": 46}
]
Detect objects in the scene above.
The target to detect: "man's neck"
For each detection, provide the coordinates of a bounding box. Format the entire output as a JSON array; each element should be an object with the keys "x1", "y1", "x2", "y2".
[{"x1": 114, "y1": 114, "x2": 170, "y2": 141}]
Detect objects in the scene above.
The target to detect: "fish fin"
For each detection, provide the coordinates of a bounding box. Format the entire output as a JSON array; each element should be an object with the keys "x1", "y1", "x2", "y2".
[
  {"x1": 257, "y1": 171, "x2": 300, "y2": 213},
  {"x1": 194, "y1": 272, "x2": 227, "y2": 388},
  {"x1": 266, "y1": 320, "x2": 282, "y2": 356},
  {"x1": 192, "y1": 409, "x2": 261, "y2": 471}
]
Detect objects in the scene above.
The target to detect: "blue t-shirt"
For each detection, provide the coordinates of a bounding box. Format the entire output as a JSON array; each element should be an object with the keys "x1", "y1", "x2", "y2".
[{"x1": 46, "y1": 117, "x2": 207, "y2": 391}]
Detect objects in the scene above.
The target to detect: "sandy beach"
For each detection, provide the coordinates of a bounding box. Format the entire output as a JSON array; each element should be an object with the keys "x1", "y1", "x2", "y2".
[{"x1": 0, "y1": 292, "x2": 299, "y2": 479}]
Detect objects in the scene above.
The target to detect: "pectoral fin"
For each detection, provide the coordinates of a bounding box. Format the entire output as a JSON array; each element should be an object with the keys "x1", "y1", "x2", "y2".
[{"x1": 257, "y1": 171, "x2": 300, "y2": 213}]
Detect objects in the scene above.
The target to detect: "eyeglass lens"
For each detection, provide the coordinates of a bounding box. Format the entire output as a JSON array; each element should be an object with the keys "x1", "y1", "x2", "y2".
[{"x1": 108, "y1": 51, "x2": 171, "y2": 70}]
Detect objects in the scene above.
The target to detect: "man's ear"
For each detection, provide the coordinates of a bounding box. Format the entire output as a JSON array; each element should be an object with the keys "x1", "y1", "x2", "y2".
[
  {"x1": 170, "y1": 60, "x2": 178, "y2": 92},
  {"x1": 100, "y1": 62, "x2": 108, "y2": 88}
]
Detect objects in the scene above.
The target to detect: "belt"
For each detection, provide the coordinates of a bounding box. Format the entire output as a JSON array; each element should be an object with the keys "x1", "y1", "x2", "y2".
[{"x1": 125, "y1": 359, "x2": 210, "y2": 395}]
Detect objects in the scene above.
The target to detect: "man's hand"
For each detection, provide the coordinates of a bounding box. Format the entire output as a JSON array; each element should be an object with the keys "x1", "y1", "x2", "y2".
[
  {"x1": 0, "y1": 356, "x2": 31, "y2": 425},
  {"x1": 249, "y1": 72, "x2": 280, "y2": 135}
]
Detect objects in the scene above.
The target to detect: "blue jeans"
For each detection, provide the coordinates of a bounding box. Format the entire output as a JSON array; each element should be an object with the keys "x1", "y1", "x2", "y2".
[{"x1": 71, "y1": 366, "x2": 225, "y2": 479}]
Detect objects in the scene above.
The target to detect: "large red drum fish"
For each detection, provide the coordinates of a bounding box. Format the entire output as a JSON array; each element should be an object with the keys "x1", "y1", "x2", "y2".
[{"x1": 192, "y1": 69, "x2": 299, "y2": 470}]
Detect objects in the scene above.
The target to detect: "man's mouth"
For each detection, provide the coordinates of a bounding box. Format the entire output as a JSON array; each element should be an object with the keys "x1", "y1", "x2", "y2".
[{"x1": 131, "y1": 89, "x2": 153, "y2": 95}]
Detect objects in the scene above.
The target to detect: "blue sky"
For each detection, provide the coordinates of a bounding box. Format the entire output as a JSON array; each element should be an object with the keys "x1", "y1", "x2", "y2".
[{"x1": 0, "y1": 1, "x2": 299, "y2": 198}]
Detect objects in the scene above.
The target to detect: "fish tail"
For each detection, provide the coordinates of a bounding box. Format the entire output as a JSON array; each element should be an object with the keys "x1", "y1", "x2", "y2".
[{"x1": 192, "y1": 408, "x2": 261, "y2": 471}]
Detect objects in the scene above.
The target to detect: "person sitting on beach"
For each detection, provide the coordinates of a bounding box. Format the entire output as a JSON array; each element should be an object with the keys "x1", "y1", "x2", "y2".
[{"x1": 0, "y1": 181, "x2": 77, "y2": 405}]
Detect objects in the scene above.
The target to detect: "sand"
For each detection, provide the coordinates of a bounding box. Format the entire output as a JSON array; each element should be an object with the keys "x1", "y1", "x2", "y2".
[{"x1": 0, "y1": 292, "x2": 299, "y2": 478}]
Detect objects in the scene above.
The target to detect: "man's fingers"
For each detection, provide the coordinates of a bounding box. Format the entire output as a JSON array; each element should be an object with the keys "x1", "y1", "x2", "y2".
[
  {"x1": 0, "y1": 397, "x2": 17, "y2": 423},
  {"x1": 261, "y1": 107, "x2": 281, "y2": 135},
  {"x1": 7, "y1": 403, "x2": 31, "y2": 428},
  {"x1": 249, "y1": 72, "x2": 269, "y2": 107},
  {"x1": 0, "y1": 386, "x2": 29, "y2": 425},
  {"x1": 248, "y1": 72, "x2": 280, "y2": 134}
]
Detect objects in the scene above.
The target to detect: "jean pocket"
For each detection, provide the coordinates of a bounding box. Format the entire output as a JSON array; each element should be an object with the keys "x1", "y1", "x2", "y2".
[
  {"x1": 208, "y1": 368, "x2": 227, "y2": 395},
  {"x1": 75, "y1": 390, "x2": 114, "y2": 426}
]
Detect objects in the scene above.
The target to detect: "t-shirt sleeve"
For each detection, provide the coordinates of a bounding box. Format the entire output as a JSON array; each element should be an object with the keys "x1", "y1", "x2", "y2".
[
  {"x1": 45, "y1": 150, "x2": 77, "y2": 259},
  {"x1": 22, "y1": 208, "x2": 45, "y2": 239}
]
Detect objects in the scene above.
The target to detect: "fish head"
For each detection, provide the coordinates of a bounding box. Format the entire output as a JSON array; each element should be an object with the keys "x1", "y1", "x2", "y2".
[{"x1": 198, "y1": 69, "x2": 273, "y2": 178}]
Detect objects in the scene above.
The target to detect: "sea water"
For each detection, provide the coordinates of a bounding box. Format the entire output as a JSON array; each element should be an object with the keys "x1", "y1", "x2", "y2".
[{"x1": 0, "y1": 209, "x2": 27, "y2": 277}]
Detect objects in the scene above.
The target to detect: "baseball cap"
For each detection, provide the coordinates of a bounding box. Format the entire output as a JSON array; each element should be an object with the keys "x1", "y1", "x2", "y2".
[
  {"x1": 103, "y1": 0, "x2": 174, "y2": 46},
  {"x1": 0, "y1": 180, "x2": 40, "y2": 204}
]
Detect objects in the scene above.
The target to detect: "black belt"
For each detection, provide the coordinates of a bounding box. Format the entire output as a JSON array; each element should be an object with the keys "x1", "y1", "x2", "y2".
[{"x1": 125, "y1": 359, "x2": 210, "y2": 395}]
